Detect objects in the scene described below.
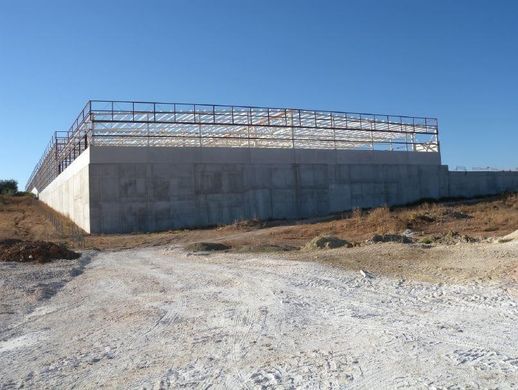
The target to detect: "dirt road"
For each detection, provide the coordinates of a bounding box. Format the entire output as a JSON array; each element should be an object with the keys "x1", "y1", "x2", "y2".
[{"x1": 1, "y1": 242, "x2": 518, "y2": 388}]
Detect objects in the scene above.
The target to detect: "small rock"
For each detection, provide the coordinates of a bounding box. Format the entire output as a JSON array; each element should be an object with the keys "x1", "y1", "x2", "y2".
[
  {"x1": 402, "y1": 229, "x2": 415, "y2": 238},
  {"x1": 89, "y1": 356, "x2": 101, "y2": 364}
]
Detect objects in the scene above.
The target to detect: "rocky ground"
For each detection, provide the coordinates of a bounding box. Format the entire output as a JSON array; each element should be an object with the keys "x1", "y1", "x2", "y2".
[{"x1": 1, "y1": 239, "x2": 517, "y2": 388}]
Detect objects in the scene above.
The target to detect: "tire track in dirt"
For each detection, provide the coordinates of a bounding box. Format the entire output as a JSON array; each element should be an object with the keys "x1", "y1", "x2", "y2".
[{"x1": 2, "y1": 245, "x2": 518, "y2": 388}]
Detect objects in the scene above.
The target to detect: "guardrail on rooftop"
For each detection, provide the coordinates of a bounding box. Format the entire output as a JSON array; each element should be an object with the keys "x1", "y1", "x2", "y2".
[{"x1": 26, "y1": 100, "x2": 439, "y2": 192}]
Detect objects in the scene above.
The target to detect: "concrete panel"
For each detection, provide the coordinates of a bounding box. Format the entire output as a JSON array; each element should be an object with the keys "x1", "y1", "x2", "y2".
[
  {"x1": 297, "y1": 189, "x2": 329, "y2": 217},
  {"x1": 272, "y1": 167, "x2": 296, "y2": 189},
  {"x1": 244, "y1": 189, "x2": 272, "y2": 220},
  {"x1": 329, "y1": 184, "x2": 352, "y2": 213},
  {"x1": 419, "y1": 165, "x2": 441, "y2": 199},
  {"x1": 173, "y1": 198, "x2": 208, "y2": 228},
  {"x1": 384, "y1": 182, "x2": 400, "y2": 205},
  {"x1": 333, "y1": 165, "x2": 351, "y2": 184},
  {"x1": 297, "y1": 165, "x2": 329, "y2": 188},
  {"x1": 243, "y1": 166, "x2": 272, "y2": 189},
  {"x1": 350, "y1": 164, "x2": 381, "y2": 182},
  {"x1": 271, "y1": 190, "x2": 298, "y2": 219}
]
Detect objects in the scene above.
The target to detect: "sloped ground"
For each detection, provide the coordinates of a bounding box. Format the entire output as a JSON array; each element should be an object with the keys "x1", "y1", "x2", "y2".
[
  {"x1": 0, "y1": 193, "x2": 517, "y2": 252},
  {"x1": 0, "y1": 195, "x2": 82, "y2": 243},
  {"x1": 0, "y1": 243, "x2": 517, "y2": 388}
]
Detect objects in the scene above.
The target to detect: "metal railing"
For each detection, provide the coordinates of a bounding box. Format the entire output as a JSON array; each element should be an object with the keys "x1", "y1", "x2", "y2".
[{"x1": 26, "y1": 100, "x2": 439, "y2": 192}]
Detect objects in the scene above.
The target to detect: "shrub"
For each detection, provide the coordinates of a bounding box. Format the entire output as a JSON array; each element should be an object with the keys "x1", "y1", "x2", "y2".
[
  {"x1": 0, "y1": 179, "x2": 18, "y2": 195},
  {"x1": 303, "y1": 235, "x2": 352, "y2": 250},
  {"x1": 185, "y1": 242, "x2": 231, "y2": 252}
]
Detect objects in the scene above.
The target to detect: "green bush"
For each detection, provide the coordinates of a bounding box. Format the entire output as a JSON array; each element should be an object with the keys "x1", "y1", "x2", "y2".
[{"x1": 0, "y1": 179, "x2": 18, "y2": 195}]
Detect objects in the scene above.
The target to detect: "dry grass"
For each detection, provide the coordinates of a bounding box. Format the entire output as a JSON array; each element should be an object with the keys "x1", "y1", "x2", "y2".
[
  {"x1": 0, "y1": 195, "x2": 85, "y2": 243},
  {"x1": 0, "y1": 193, "x2": 517, "y2": 252},
  {"x1": 242, "y1": 193, "x2": 518, "y2": 248},
  {"x1": 365, "y1": 206, "x2": 407, "y2": 234}
]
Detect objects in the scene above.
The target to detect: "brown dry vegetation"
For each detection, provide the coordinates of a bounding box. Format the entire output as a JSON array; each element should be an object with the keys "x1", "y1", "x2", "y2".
[
  {"x1": 0, "y1": 193, "x2": 517, "y2": 252},
  {"x1": 267, "y1": 194, "x2": 518, "y2": 245},
  {"x1": 0, "y1": 195, "x2": 82, "y2": 242}
]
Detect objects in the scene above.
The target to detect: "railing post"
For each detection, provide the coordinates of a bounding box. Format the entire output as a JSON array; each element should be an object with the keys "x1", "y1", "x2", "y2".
[
  {"x1": 412, "y1": 117, "x2": 415, "y2": 151},
  {"x1": 291, "y1": 111, "x2": 295, "y2": 149},
  {"x1": 147, "y1": 114, "x2": 150, "y2": 147},
  {"x1": 436, "y1": 119, "x2": 440, "y2": 154}
]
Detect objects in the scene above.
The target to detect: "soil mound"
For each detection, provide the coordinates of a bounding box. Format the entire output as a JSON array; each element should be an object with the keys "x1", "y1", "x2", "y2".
[
  {"x1": 185, "y1": 242, "x2": 231, "y2": 252},
  {"x1": 419, "y1": 231, "x2": 479, "y2": 245},
  {"x1": 0, "y1": 239, "x2": 80, "y2": 263},
  {"x1": 304, "y1": 235, "x2": 351, "y2": 250}
]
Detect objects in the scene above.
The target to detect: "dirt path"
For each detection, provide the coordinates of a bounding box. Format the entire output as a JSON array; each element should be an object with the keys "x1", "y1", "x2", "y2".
[{"x1": 1, "y1": 242, "x2": 517, "y2": 388}]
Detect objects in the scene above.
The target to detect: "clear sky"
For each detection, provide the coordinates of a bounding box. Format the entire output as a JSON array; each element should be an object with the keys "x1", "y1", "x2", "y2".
[{"x1": 1, "y1": 0, "x2": 517, "y2": 188}]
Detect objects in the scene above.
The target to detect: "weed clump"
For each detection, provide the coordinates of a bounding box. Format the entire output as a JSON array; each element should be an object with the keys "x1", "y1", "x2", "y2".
[
  {"x1": 185, "y1": 242, "x2": 231, "y2": 252},
  {"x1": 304, "y1": 235, "x2": 351, "y2": 250}
]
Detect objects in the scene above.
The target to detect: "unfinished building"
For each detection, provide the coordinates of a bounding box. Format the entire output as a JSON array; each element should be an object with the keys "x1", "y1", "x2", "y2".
[{"x1": 26, "y1": 100, "x2": 518, "y2": 233}]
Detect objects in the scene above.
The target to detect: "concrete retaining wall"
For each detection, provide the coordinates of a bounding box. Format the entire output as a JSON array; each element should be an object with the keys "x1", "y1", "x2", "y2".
[
  {"x1": 86, "y1": 147, "x2": 444, "y2": 233},
  {"x1": 38, "y1": 146, "x2": 518, "y2": 233},
  {"x1": 447, "y1": 171, "x2": 518, "y2": 198},
  {"x1": 39, "y1": 149, "x2": 91, "y2": 232}
]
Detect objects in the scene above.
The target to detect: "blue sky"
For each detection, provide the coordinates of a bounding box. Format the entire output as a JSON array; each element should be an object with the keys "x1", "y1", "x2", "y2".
[{"x1": 1, "y1": 0, "x2": 517, "y2": 188}]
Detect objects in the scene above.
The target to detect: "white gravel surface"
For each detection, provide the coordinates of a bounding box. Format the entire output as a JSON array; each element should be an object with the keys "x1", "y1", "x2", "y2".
[{"x1": 1, "y1": 245, "x2": 518, "y2": 389}]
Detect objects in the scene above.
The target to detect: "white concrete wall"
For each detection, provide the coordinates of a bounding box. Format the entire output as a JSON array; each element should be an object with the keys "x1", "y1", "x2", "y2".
[
  {"x1": 448, "y1": 171, "x2": 518, "y2": 198},
  {"x1": 87, "y1": 146, "x2": 446, "y2": 233},
  {"x1": 39, "y1": 149, "x2": 90, "y2": 232},
  {"x1": 37, "y1": 146, "x2": 518, "y2": 234}
]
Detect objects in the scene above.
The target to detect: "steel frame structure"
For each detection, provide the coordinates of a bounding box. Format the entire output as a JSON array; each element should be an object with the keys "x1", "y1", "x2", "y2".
[{"x1": 26, "y1": 100, "x2": 439, "y2": 192}]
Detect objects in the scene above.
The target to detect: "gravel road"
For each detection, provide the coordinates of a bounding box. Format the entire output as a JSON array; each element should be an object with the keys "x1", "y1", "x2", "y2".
[{"x1": 1, "y1": 244, "x2": 518, "y2": 389}]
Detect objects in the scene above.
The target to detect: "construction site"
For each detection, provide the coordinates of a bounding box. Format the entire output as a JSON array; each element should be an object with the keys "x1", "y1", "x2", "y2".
[
  {"x1": 24, "y1": 100, "x2": 518, "y2": 233},
  {"x1": 1, "y1": 101, "x2": 518, "y2": 388},
  {"x1": 3, "y1": 0, "x2": 518, "y2": 386}
]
